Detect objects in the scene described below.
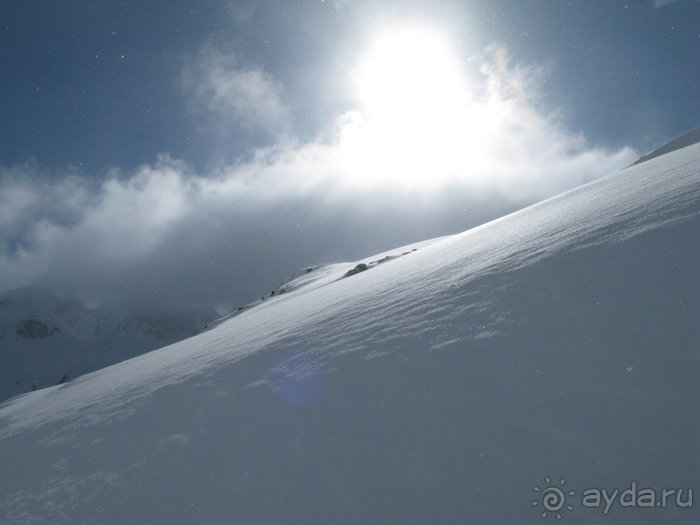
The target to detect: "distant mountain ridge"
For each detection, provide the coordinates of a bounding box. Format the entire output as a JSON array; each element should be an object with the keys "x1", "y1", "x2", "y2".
[
  {"x1": 0, "y1": 286, "x2": 217, "y2": 401},
  {"x1": 631, "y1": 126, "x2": 700, "y2": 166}
]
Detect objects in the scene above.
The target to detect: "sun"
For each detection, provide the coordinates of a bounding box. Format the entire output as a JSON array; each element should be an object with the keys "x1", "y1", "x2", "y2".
[
  {"x1": 341, "y1": 24, "x2": 497, "y2": 188},
  {"x1": 355, "y1": 25, "x2": 465, "y2": 126}
]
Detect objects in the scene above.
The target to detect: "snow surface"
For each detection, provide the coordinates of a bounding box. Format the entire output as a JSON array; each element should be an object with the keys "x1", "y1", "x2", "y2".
[{"x1": 0, "y1": 143, "x2": 698, "y2": 524}]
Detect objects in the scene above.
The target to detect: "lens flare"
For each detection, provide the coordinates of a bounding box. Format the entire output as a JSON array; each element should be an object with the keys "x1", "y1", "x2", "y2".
[{"x1": 272, "y1": 351, "x2": 325, "y2": 407}]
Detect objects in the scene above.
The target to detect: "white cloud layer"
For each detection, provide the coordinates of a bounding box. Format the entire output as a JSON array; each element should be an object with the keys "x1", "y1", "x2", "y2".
[
  {"x1": 183, "y1": 45, "x2": 288, "y2": 134},
  {"x1": 0, "y1": 46, "x2": 636, "y2": 311}
]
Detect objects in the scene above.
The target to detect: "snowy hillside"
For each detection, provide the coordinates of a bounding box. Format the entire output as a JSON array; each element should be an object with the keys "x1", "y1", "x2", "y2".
[
  {"x1": 0, "y1": 288, "x2": 216, "y2": 402},
  {"x1": 0, "y1": 143, "x2": 698, "y2": 524},
  {"x1": 631, "y1": 126, "x2": 700, "y2": 166}
]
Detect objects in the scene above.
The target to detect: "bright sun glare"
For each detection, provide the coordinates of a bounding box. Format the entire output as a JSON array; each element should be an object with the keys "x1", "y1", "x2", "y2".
[{"x1": 342, "y1": 24, "x2": 498, "y2": 188}]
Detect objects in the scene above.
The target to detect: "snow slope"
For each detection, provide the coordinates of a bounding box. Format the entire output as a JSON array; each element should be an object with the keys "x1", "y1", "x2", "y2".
[
  {"x1": 0, "y1": 143, "x2": 698, "y2": 524},
  {"x1": 0, "y1": 288, "x2": 216, "y2": 402},
  {"x1": 631, "y1": 126, "x2": 700, "y2": 166},
  {"x1": 208, "y1": 235, "x2": 448, "y2": 328}
]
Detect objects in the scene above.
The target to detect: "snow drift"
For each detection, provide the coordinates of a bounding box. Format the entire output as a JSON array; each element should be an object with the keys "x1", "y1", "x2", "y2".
[{"x1": 0, "y1": 143, "x2": 698, "y2": 524}]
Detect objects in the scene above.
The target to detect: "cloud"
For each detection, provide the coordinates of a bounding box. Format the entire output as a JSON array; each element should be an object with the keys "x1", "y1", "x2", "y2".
[
  {"x1": 0, "y1": 45, "x2": 636, "y2": 312},
  {"x1": 248, "y1": 44, "x2": 635, "y2": 200},
  {"x1": 183, "y1": 45, "x2": 288, "y2": 135}
]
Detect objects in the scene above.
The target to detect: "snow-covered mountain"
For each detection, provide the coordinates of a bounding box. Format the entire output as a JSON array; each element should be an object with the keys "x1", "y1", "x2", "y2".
[
  {"x1": 0, "y1": 142, "x2": 698, "y2": 524},
  {"x1": 0, "y1": 287, "x2": 217, "y2": 401},
  {"x1": 631, "y1": 126, "x2": 700, "y2": 166}
]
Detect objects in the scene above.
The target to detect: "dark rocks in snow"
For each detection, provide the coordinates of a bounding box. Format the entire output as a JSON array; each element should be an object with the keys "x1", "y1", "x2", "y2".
[
  {"x1": 213, "y1": 250, "x2": 419, "y2": 332},
  {"x1": 343, "y1": 263, "x2": 368, "y2": 278}
]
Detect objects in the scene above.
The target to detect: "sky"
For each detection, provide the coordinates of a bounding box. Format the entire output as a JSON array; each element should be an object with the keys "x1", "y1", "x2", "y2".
[{"x1": 1, "y1": 0, "x2": 698, "y2": 312}]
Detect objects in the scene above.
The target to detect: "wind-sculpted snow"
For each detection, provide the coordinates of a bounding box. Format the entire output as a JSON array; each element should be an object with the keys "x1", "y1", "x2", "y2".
[{"x1": 0, "y1": 144, "x2": 697, "y2": 524}]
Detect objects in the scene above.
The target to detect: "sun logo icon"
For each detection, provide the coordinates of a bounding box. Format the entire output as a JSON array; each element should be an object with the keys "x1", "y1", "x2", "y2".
[{"x1": 531, "y1": 476, "x2": 575, "y2": 519}]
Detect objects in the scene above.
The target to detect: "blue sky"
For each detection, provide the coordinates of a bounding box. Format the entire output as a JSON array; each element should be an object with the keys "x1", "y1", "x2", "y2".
[{"x1": 0, "y1": 0, "x2": 698, "y2": 311}]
